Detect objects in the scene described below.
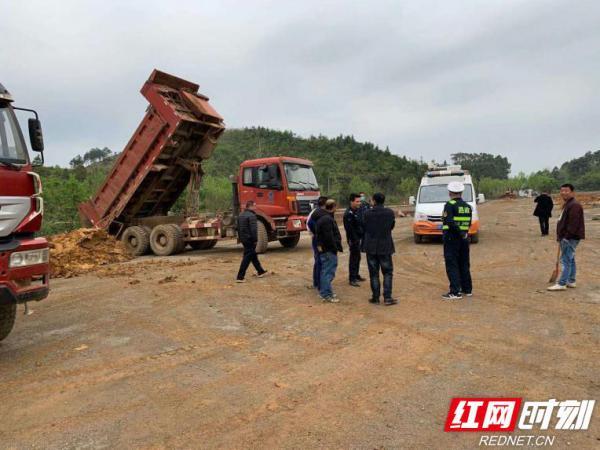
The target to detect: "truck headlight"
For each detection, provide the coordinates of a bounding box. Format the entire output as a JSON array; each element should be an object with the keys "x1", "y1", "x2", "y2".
[
  {"x1": 414, "y1": 212, "x2": 428, "y2": 222},
  {"x1": 292, "y1": 219, "x2": 302, "y2": 228},
  {"x1": 9, "y1": 248, "x2": 49, "y2": 268}
]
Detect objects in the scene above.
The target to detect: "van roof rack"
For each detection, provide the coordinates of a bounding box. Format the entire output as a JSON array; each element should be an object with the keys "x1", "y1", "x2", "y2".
[{"x1": 426, "y1": 165, "x2": 468, "y2": 177}]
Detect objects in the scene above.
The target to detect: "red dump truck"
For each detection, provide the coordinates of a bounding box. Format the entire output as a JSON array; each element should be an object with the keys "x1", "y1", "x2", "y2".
[
  {"x1": 0, "y1": 82, "x2": 49, "y2": 341},
  {"x1": 79, "y1": 70, "x2": 320, "y2": 256}
]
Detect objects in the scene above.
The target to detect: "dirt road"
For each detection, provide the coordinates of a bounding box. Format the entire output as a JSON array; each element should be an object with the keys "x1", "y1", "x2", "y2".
[{"x1": 1, "y1": 199, "x2": 599, "y2": 449}]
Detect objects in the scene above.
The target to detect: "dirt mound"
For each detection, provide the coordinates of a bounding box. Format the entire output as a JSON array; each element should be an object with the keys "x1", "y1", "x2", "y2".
[
  {"x1": 553, "y1": 192, "x2": 600, "y2": 209},
  {"x1": 500, "y1": 190, "x2": 517, "y2": 199},
  {"x1": 577, "y1": 193, "x2": 600, "y2": 209},
  {"x1": 49, "y1": 228, "x2": 132, "y2": 278}
]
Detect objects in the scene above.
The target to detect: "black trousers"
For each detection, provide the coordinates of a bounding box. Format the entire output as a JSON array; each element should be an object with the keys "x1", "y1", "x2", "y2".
[
  {"x1": 348, "y1": 241, "x2": 361, "y2": 281},
  {"x1": 366, "y1": 253, "x2": 393, "y2": 299},
  {"x1": 538, "y1": 216, "x2": 550, "y2": 235},
  {"x1": 237, "y1": 241, "x2": 265, "y2": 280},
  {"x1": 443, "y1": 235, "x2": 472, "y2": 295}
]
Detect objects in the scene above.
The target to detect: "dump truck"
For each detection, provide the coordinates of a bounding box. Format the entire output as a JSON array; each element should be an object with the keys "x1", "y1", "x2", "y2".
[
  {"x1": 0, "y1": 82, "x2": 49, "y2": 341},
  {"x1": 79, "y1": 70, "x2": 320, "y2": 256}
]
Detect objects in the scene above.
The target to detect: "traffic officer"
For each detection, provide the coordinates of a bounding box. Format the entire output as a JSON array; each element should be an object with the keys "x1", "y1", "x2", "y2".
[{"x1": 441, "y1": 181, "x2": 473, "y2": 300}]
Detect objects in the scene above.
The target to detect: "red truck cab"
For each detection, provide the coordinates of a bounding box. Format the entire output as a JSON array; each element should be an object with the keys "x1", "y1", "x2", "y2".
[
  {"x1": 238, "y1": 156, "x2": 320, "y2": 249},
  {"x1": 0, "y1": 83, "x2": 49, "y2": 341}
]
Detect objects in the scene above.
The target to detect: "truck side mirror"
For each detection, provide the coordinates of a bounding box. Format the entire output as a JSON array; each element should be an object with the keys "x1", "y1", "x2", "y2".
[
  {"x1": 408, "y1": 195, "x2": 415, "y2": 206},
  {"x1": 477, "y1": 193, "x2": 485, "y2": 204},
  {"x1": 28, "y1": 118, "x2": 44, "y2": 152}
]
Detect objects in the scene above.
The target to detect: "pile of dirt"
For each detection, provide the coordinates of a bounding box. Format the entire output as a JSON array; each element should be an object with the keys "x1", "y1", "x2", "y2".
[
  {"x1": 553, "y1": 193, "x2": 600, "y2": 209},
  {"x1": 500, "y1": 190, "x2": 517, "y2": 199},
  {"x1": 49, "y1": 228, "x2": 132, "y2": 278},
  {"x1": 577, "y1": 193, "x2": 600, "y2": 209}
]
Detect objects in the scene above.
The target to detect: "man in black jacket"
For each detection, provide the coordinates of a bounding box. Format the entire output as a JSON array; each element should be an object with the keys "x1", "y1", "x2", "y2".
[
  {"x1": 236, "y1": 201, "x2": 267, "y2": 282},
  {"x1": 316, "y1": 199, "x2": 343, "y2": 302},
  {"x1": 307, "y1": 196, "x2": 328, "y2": 290},
  {"x1": 343, "y1": 193, "x2": 366, "y2": 287},
  {"x1": 362, "y1": 193, "x2": 397, "y2": 305},
  {"x1": 533, "y1": 191, "x2": 554, "y2": 236}
]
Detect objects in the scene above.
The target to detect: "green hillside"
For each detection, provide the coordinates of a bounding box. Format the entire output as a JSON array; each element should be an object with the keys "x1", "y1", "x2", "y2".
[
  {"x1": 33, "y1": 128, "x2": 599, "y2": 235},
  {"x1": 203, "y1": 127, "x2": 425, "y2": 201},
  {"x1": 35, "y1": 128, "x2": 425, "y2": 234}
]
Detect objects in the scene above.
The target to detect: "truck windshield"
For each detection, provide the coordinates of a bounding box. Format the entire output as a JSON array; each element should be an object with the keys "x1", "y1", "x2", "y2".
[
  {"x1": 418, "y1": 184, "x2": 474, "y2": 203},
  {"x1": 0, "y1": 106, "x2": 28, "y2": 165},
  {"x1": 284, "y1": 163, "x2": 318, "y2": 191}
]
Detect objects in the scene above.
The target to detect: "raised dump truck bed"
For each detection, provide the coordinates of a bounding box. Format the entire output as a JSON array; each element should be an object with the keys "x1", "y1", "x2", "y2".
[
  {"x1": 79, "y1": 70, "x2": 225, "y2": 236},
  {"x1": 80, "y1": 70, "x2": 319, "y2": 257}
]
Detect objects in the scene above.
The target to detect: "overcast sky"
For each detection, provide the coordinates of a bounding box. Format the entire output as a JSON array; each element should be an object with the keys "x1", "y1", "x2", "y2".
[{"x1": 4, "y1": 0, "x2": 600, "y2": 173}]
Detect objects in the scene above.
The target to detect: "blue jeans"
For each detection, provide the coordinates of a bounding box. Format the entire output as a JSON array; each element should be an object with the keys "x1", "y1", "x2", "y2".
[
  {"x1": 366, "y1": 254, "x2": 394, "y2": 300},
  {"x1": 312, "y1": 237, "x2": 321, "y2": 289},
  {"x1": 559, "y1": 239, "x2": 579, "y2": 286},
  {"x1": 319, "y1": 252, "x2": 338, "y2": 298}
]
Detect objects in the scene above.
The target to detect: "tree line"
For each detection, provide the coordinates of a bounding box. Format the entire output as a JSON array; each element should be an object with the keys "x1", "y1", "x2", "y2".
[{"x1": 34, "y1": 128, "x2": 599, "y2": 235}]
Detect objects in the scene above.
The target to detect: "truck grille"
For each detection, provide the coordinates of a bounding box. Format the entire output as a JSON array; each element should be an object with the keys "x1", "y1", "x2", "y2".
[
  {"x1": 297, "y1": 200, "x2": 313, "y2": 215},
  {"x1": 427, "y1": 215, "x2": 443, "y2": 222}
]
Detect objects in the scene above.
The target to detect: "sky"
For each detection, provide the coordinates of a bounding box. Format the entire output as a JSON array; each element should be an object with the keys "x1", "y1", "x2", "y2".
[{"x1": 3, "y1": 0, "x2": 600, "y2": 173}]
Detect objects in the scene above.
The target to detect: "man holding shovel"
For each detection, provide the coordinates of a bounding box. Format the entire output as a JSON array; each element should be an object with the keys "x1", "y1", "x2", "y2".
[{"x1": 548, "y1": 184, "x2": 585, "y2": 291}]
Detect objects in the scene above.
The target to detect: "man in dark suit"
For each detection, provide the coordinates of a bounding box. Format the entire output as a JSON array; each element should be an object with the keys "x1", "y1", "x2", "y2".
[
  {"x1": 343, "y1": 193, "x2": 365, "y2": 287},
  {"x1": 362, "y1": 193, "x2": 397, "y2": 305},
  {"x1": 533, "y1": 191, "x2": 554, "y2": 236}
]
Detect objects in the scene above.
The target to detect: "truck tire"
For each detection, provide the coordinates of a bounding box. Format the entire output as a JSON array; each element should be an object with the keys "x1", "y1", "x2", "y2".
[
  {"x1": 168, "y1": 224, "x2": 186, "y2": 253},
  {"x1": 414, "y1": 233, "x2": 423, "y2": 244},
  {"x1": 470, "y1": 233, "x2": 479, "y2": 244},
  {"x1": 256, "y1": 221, "x2": 269, "y2": 254},
  {"x1": 150, "y1": 224, "x2": 181, "y2": 256},
  {"x1": 0, "y1": 303, "x2": 17, "y2": 342},
  {"x1": 121, "y1": 226, "x2": 151, "y2": 256},
  {"x1": 279, "y1": 233, "x2": 300, "y2": 249}
]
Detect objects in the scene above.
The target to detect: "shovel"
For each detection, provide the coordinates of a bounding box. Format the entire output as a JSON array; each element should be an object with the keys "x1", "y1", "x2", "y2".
[{"x1": 548, "y1": 243, "x2": 561, "y2": 283}]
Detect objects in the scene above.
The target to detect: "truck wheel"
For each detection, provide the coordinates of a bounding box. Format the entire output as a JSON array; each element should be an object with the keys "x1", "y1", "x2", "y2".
[
  {"x1": 121, "y1": 226, "x2": 151, "y2": 256},
  {"x1": 150, "y1": 224, "x2": 181, "y2": 256},
  {"x1": 168, "y1": 224, "x2": 186, "y2": 253},
  {"x1": 0, "y1": 303, "x2": 17, "y2": 342},
  {"x1": 256, "y1": 221, "x2": 269, "y2": 254},
  {"x1": 279, "y1": 233, "x2": 300, "y2": 249},
  {"x1": 414, "y1": 233, "x2": 423, "y2": 244},
  {"x1": 470, "y1": 233, "x2": 479, "y2": 244}
]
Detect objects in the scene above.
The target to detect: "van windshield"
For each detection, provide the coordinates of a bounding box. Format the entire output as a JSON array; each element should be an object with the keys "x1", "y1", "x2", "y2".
[{"x1": 418, "y1": 183, "x2": 473, "y2": 203}]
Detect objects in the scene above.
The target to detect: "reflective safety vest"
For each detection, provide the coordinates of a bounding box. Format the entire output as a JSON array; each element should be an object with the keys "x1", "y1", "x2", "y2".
[{"x1": 442, "y1": 199, "x2": 472, "y2": 234}]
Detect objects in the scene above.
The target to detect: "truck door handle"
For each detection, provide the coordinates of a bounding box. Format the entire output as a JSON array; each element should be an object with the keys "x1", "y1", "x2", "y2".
[{"x1": 257, "y1": 192, "x2": 264, "y2": 197}]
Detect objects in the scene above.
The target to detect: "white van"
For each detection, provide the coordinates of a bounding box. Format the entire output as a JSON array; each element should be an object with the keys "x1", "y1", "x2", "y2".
[{"x1": 409, "y1": 165, "x2": 484, "y2": 243}]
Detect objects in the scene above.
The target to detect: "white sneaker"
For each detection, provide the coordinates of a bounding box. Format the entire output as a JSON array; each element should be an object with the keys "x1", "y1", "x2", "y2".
[
  {"x1": 566, "y1": 282, "x2": 577, "y2": 288},
  {"x1": 547, "y1": 284, "x2": 567, "y2": 291}
]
